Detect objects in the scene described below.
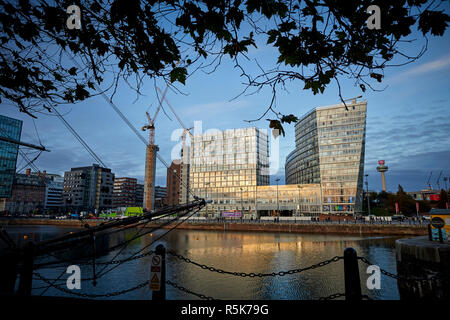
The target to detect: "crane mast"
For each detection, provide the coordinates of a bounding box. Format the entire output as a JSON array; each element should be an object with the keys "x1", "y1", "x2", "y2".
[{"x1": 141, "y1": 85, "x2": 169, "y2": 211}]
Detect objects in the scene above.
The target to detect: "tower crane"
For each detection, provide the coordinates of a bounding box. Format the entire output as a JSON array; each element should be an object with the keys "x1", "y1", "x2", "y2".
[
  {"x1": 156, "y1": 86, "x2": 194, "y2": 204},
  {"x1": 156, "y1": 86, "x2": 193, "y2": 161},
  {"x1": 141, "y1": 84, "x2": 170, "y2": 211}
]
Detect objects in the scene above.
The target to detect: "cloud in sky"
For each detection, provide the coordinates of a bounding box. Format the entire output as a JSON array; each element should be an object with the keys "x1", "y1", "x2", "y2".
[
  {"x1": 388, "y1": 54, "x2": 450, "y2": 83},
  {"x1": 182, "y1": 100, "x2": 251, "y2": 118}
]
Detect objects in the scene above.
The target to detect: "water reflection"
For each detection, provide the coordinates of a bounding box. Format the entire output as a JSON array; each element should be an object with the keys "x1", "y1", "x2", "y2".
[{"x1": 3, "y1": 226, "x2": 402, "y2": 300}]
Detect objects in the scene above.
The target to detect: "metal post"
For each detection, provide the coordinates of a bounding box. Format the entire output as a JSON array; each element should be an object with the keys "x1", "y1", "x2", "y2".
[
  {"x1": 343, "y1": 247, "x2": 362, "y2": 301},
  {"x1": 18, "y1": 241, "x2": 35, "y2": 296},
  {"x1": 438, "y1": 227, "x2": 444, "y2": 243},
  {"x1": 152, "y1": 244, "x2": 166, "y2": 300}
]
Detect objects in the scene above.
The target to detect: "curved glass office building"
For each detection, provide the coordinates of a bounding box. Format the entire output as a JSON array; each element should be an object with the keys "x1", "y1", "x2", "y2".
[{"x1": 285, "y1": 100, "x2": 367, "y2": 215}]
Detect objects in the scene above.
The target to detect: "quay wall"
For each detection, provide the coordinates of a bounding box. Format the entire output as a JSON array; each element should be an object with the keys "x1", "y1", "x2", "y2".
[{"x1": 0, "y1": 219, "x2": 427, "y2": 236}]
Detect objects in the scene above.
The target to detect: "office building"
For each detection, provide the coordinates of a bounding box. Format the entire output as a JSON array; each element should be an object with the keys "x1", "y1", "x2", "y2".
[
  {"x1": 154, "y1": 186, "x2": 167, "y2": 208},
  {"x1": 63, "y1": 164, "x2": 115, "y2": 212},
  {"x1": 0, "y1": 169, "x2": 46, "y2": 214},
  {"x1": 165, "y1": 161, "x2": 181, "y2": 206},
  {"x1": 179, "y1": 145, "x2": 190, "y2": 204},
  {"x1": 189, "y1": 127, "x2": 269, "y2": 217},
  {"x1": 0, "y1": 115, "x2": 22, "y2": 198},
  {"x1": 285, "y1": 99, "x2": 367, "y2": 214},
  {"x1": 30, "y1": 171, "x2": 64, "y2": 211}
]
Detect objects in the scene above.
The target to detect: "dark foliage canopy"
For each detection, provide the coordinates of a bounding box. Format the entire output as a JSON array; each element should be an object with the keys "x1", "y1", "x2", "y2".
[{"x1": 0, "y1": 0, "x2": 449, "y2": 132}]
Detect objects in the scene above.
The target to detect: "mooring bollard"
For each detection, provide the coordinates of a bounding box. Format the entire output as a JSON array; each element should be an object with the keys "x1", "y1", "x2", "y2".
[
  {"x1": 152, "y1": 244, "x2": 166, "y2": 300},
  {"x1": 343, "y1": 247, "x2": 362, "y2": 301},
  {"x1": 0, "y1": 250, "x2": 19, "y2": 295},
  {"x1": 18, "y1": 241, "x2": 35, "y2": 297}
]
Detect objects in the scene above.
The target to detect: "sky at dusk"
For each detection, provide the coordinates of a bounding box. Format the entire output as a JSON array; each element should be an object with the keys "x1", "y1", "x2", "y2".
[{"x1": 1, "y1": 8, "x2": 450, "y2": 193}]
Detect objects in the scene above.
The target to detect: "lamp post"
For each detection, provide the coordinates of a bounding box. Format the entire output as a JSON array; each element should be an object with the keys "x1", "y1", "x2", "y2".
[
  {"x1": 276, "y1": 178, "x2": 280, "y2": 216},
  {"x1": 365, "y1": 174, "x2": 370, "y2": 216},
  {"x1": 297, "y1": 185, "x2": 301, "y2": 217}
]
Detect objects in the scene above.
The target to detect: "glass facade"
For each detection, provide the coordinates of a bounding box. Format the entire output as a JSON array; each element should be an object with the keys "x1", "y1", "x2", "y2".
[
  {"x1": 189, "y1": 127, "x2": 269, "y2": 217},
  {"x1": 255, "y1": 184, "x2": 321, "y2": 216},
  {"x1": 0, "y1": 115, "x2": 22, "y2": 198},
  {"x1": 286, "y1": 101, "x2": 367, "y2": 214}
]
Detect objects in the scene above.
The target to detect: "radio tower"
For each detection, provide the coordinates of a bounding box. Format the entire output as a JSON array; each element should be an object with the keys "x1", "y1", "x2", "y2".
[{"x1": 376, "y1": 160, "x2": 388, "y2": 192}]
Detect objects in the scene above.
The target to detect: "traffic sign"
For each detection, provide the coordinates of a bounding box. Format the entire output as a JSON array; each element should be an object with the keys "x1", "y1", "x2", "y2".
[
  {"x1": 431, "y1": 217, "x2": 445, "y2": 229},
  {"x1": 149, "y1": 254, "x2": 162, "y2": 291}
]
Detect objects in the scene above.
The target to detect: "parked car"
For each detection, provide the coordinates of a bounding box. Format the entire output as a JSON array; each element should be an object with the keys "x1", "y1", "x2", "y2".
[{"x1": 391, "y1": 215, "x2": 406, "y2": 222}]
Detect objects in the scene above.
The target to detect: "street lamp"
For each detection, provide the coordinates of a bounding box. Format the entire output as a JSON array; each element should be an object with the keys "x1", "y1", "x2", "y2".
[
  {"x1": 297, "y1": 185, "x2": 301, "y2": 217},
  {"x1": 365, "y1": 174, "x2": 371, "y2": 216}
]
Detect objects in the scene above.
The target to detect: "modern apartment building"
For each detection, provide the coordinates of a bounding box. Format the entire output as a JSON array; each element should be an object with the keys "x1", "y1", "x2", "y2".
[
  {"x1": 63, "y1": 164, "x2": 115, "y2": 212},
  {"x1": 189, "y1": 127, "x2": 270, "y2": 217},
  {"x1": 285, "y1": 99, "x2": 367, "y2": 215},
  {"x1": 0, "y1": 115, "x2": 22, "y2": 198},
  {"x1": 113, "y1": 177, "x2": 137, "y2": 208},
  {"x1": 135, "y1": 183, "x2": 144, "y2": 207}
]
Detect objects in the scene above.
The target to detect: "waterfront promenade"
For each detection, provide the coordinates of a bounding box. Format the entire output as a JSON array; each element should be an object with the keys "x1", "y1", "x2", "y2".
[{"x1": 0, "y1": 217, "x2": 427, "y2": 236}]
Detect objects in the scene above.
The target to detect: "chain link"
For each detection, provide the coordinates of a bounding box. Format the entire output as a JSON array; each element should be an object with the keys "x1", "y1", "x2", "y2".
[
  {"x1": 166, "y1": 280, "x2": 217, "y2": 300},
  {"x1": 33, "y1": 272, "x2": 149, "y2": 298},
  {"x1": 168, "y1": 251, "x2": 343, "y2": 277},
  {"x1": 318, "y1": 293, "x2": 345, "y2": 300}
]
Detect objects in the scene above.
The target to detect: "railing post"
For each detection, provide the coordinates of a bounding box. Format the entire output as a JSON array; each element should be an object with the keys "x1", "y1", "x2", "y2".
[
  {"x1": 344, "y1": 247, "x2": 362, "y2": 301},
  {"x1": 152, "y1": 244, "x2": 166, "y2": 301},
  {"x1": 18, "y1": 241, "x2": 35, "y2": 297}
]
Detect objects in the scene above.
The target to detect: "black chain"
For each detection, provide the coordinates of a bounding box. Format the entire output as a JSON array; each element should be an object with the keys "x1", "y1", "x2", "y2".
[
  {"x1": 33, "y1": 272, "x2": 149, "y2": 298},
  {"x1": 358, "y1": 256, "x2": 445, "y2": 283},
  {"x1": 318, "y1": 293, "x2": 345, "y2": 300},
  {"x1": 319, "y1": 293, "x2": 374, "y2": 300},
  {"x1": 167, "y1": 251, "x2": 343, "y2": 277},
  {"x1": 34, "y1": 250, "x2": 156, "y2": 270},
  {"x1": 166, "y1": 280, "x2": 217, "y2": 300}
]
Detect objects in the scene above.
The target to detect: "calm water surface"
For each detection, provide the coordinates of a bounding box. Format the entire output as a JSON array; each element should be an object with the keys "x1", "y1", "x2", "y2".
[{"x1": 4, "y1": 225, "x2": 404, "y2": 300}]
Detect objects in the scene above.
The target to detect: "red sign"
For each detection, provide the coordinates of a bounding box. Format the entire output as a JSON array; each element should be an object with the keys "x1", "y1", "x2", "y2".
[
  {"x1": 395, "y1": 202, "x2": 399, "y2": 214},
  {"x1": 429, "y1": 194, "x2": 440, "y2": 201},
  {"x1": 378, "y1": 160, "x2": 385, "y2": 165},
  {"x1": 416, "y1": 202, "x2": 419, "y2": 214}
]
